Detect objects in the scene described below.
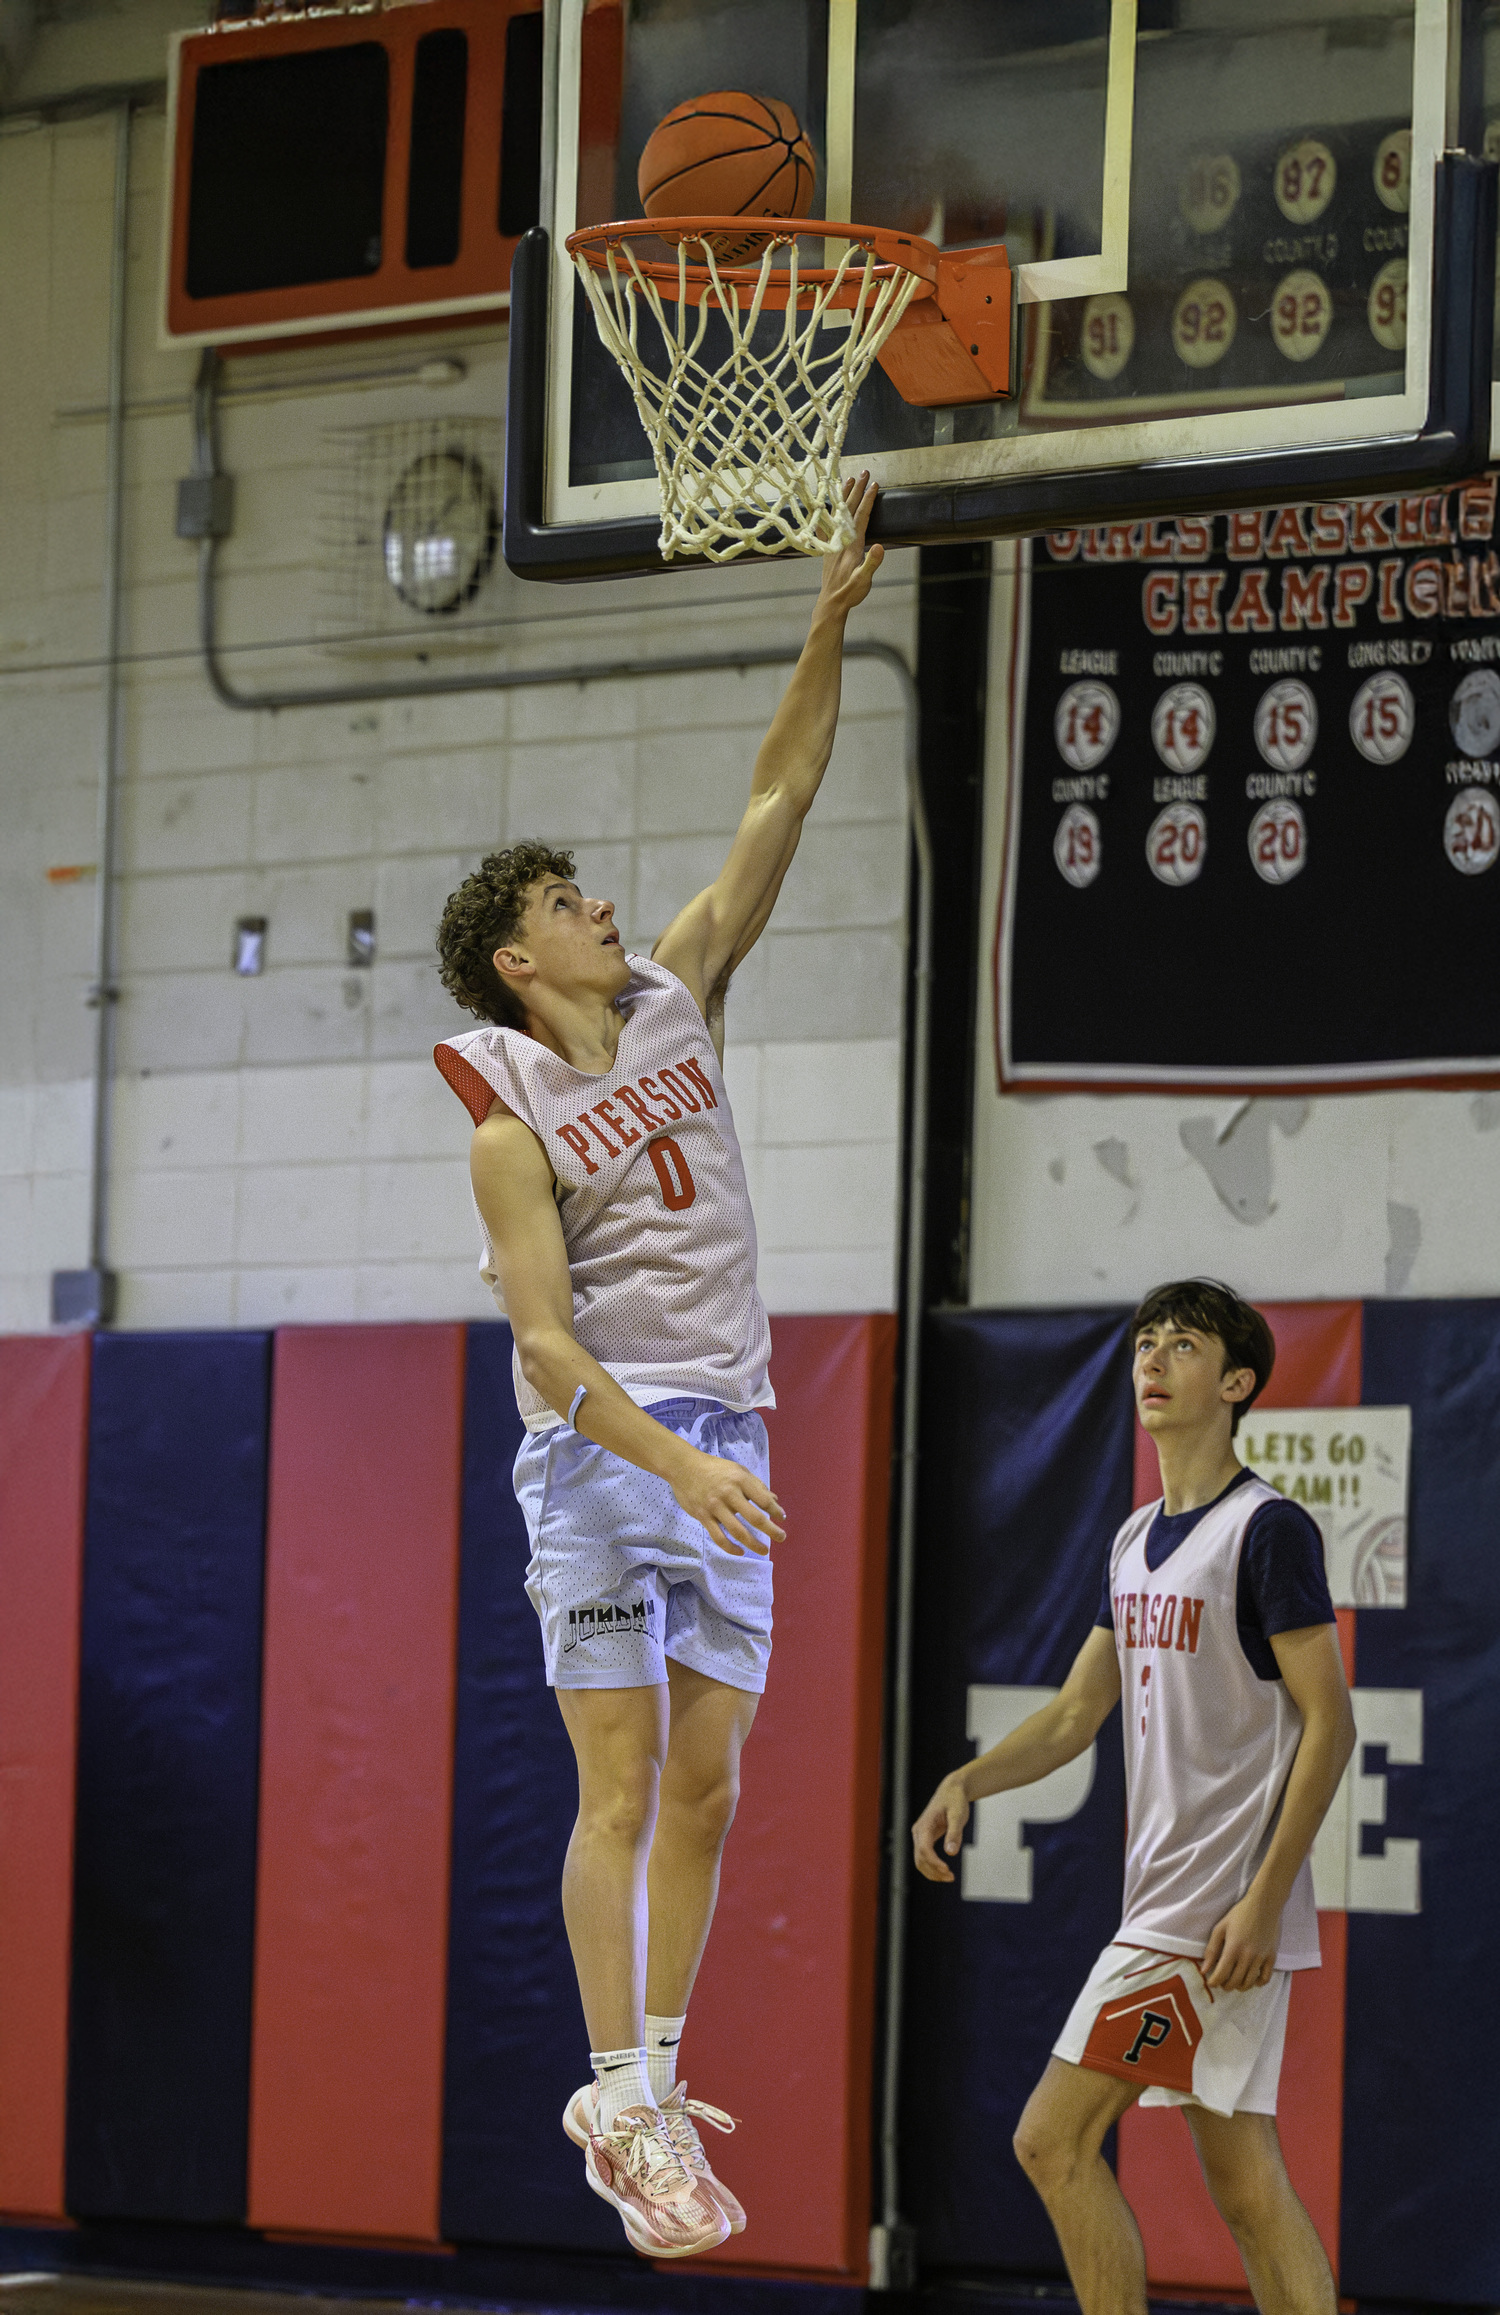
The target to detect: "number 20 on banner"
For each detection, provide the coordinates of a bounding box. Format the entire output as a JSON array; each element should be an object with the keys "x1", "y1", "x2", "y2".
[
  {"x1": 1249, "y1": 799, "x2": 1307, "y2": 885},
  {"x1": 1147, "y1": 803, "x2": 1207, "y2": 886}
]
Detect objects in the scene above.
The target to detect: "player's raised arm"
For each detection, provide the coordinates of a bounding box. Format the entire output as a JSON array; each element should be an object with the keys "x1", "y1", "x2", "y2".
[
  {"x1": 471, "y1": 1103, "x2": 785, "y2": 1556},
  {"x1": 653, "y1": 473, "x2": 883, "y2": 1011},
  {"x1": 912, "y1": 1626, "x2": 1122, "y2": 1883}
]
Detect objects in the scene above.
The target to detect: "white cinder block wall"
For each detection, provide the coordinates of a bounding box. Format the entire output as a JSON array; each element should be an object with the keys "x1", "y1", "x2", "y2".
[
  {"x1": 971, "y1": 551, "x2": 1500, "y2": 1307},
  {"x1": 0, "y1": 106, "x2": 915, "y2": 1334}
]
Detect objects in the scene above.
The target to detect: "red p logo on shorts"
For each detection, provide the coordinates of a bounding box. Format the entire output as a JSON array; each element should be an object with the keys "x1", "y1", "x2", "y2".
[{"x1": 1082, "y1": 1973, "x2": 1202, "y2": 2094}]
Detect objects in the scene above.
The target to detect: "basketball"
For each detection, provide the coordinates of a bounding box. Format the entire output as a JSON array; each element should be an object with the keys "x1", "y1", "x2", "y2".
[{"x1": 637, "y1": 91, "x2": 816, "y2": 264}]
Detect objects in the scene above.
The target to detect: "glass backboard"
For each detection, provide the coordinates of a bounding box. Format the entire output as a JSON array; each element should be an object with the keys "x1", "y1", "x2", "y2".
[{"x1": 505, "y1": 0, "x2": 1489, "y2": 579}]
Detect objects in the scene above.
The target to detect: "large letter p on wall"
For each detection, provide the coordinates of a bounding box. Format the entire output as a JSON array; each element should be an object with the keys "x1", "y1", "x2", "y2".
[{"x1": 961, "y1": 1686, "x2": 1097, "y2": 1902}]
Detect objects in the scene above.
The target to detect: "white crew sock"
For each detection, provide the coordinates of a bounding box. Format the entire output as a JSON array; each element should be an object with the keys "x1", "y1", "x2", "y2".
[
  {"x1": 591, "y1": 2045, "x2": 657, "y2": 2132},
  {"x1": 645, "y1": 2010, "x2": 687, "y2": 2103}
]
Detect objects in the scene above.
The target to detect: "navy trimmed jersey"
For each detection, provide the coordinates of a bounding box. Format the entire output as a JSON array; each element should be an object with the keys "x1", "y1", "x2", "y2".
[{"x1": 1097, "y1": 1463, "x2": 1335, "y2": 1679}]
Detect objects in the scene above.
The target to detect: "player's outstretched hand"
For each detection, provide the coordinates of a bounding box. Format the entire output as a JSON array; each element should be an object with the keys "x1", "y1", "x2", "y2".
[
  {"x1": 1203, "y1": 1891, "x2": 1279, "y2": 1990},
  {"x1": 912, "y1": 1772, "x2": 971, "y2": 1883},
  {"x1": 671, "y1": 1449, "x2": 785, "y2": 1556},
  {"x1": 817, "y1": 471, "x2": 883, "y2": 616}
]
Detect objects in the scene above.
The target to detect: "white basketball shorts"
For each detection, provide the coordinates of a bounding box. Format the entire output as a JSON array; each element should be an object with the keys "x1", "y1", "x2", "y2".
[
  {"x1": 512, "y1": 1397, "x2": 774, "y2": 1694},
  {"x1": 1053, "y1": 1941, "x2": 1293, "y2": 2118}
]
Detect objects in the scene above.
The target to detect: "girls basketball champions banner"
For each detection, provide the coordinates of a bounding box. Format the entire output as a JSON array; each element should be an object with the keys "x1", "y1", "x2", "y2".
[{"x1": 996, "y1": 474, "x2": 1500, "y2": 1091}]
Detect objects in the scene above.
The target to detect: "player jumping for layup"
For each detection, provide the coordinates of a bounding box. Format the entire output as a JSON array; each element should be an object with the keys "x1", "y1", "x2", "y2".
[
  {"x1": 432, "y1": 481, "x2": 882, "y2": 2259},
  {"x1": 913, "y1": 1281, "x2": 1357, "y2": 2315}
]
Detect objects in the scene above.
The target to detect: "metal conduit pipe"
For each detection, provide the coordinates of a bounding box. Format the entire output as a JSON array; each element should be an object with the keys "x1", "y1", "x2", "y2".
[
  {"x1": 192, "y1": 347, "x2": 933, "y2": 2271},
  {"x1": 876, "y1": 702, "x2": 931, "y2": 2290},
  {"x1": 58, "y1": 99, "x2": 132, "y2": 1328}
]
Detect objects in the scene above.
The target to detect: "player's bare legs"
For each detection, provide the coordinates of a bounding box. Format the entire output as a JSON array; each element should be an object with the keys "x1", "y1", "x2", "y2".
[
  {"x1": 646, "y1": 1661, "x2": 759, "y2": 2014},
  {"x1": 1013, "y1": 2060, "x2": 1146, "y2": 2315},
  {"x1": 553, "y1": 1671, "x2": 758, "y2": 2038},
  {"x1": 555, "y1": 1682, "x2": 733, "y2": 2256},
  {"x1": 555, "y1": 1684, "x2": 670, "y2": 2050},
  {"x1": 1186, "y1": 2109, "x2": 1336, "y2": 2315}
]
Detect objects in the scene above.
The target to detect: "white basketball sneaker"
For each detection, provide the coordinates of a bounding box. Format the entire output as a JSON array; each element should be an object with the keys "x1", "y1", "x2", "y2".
[
  {"x1": 566, "y1": 2093, "x2": 729, "y2": 2259},
  {"x1": 658, "y1": 2082, "x2": 747, "y2": 2234},
  {"x1": 564, "y1": 2078, "x2": 746, "y2": 2236}
]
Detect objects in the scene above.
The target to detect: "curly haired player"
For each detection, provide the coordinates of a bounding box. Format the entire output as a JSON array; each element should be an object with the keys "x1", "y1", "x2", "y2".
[
  {"x1": 912, "y1": 1280, "x2": 1357, "y2": 2315},
  {"x1": 432, "y1": 479, "x2": 881, "y2": 2258}
]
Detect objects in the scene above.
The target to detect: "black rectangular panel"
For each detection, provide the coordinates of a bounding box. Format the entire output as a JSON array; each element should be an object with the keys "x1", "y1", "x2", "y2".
[
  {"x1": 186, "y1": 45, "x2": 389, "y2": 298},
  {"x1": 407, "y1": 29, "x2": 468, "y2": 270},
  {"x1": 499, "y1": 10, "x2": 544, "y2": 240}
]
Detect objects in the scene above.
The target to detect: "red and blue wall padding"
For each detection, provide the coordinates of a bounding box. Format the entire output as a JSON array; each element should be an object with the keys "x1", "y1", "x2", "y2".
[
  {"x1": 0, "y1": 1315, "x2": 894, "y2": 2286},
  {"x1": 900, "y1": 1300, "x2": 1498, "y2": 2305},
  {"x1": 4, "y1": 1300, "x2": 1490, "y2": 2302}
]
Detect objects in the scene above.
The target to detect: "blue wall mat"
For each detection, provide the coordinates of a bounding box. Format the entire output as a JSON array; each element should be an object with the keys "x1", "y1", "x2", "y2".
[
  {"x1": 67, "y1": 1331, "x2": 270, "y2": 2221},
  {"x1": 442, "y1": 1324, "x2": 618, "y2": 2248},
  {"x1": 1345, "y1": 1302, "x2": 1500, "y2": 2302},
  {"x1": 900, "y1": 1310, "x2": 1134, "y2": 2274}
]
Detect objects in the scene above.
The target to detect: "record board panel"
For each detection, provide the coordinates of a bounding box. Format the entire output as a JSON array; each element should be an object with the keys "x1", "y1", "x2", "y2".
[{"x1": 996, "y1": 474, "x2": 1500, "y2": 1090}]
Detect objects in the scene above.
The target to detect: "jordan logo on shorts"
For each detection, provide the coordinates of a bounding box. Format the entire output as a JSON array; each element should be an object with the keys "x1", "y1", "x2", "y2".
[{"x1": 564, "y1": 1597, "x2": 657, "y2": 1651}]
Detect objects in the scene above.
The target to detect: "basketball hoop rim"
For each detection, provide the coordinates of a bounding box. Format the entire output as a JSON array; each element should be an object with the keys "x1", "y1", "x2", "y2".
[{"x1": 565, "y1": 216, "x2": 941, "y2": 300}]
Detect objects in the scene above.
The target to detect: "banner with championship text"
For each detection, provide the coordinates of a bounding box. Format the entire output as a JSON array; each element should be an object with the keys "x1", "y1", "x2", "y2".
[{"x1": 995, "y1": 476, "x2": 1500, "y2": 1090}]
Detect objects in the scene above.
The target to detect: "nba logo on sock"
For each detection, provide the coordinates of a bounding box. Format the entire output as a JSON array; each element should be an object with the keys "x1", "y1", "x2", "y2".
[{"x1": 1083, "y1": 1975, "x2": 1202, "y2": 2094}]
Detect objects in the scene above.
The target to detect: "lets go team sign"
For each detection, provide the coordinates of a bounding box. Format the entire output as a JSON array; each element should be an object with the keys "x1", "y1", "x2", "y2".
[{"x1": 995, "y1": 476, "x2": 1500, "y2": 1091}]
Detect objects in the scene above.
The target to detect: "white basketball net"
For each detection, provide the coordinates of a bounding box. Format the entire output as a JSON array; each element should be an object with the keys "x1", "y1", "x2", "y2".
[{"x1": 571, "y1": 231, "x2": 922, "y2": 562}]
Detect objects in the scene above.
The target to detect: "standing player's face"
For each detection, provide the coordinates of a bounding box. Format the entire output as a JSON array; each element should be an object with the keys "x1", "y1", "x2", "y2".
[
  {"x1": 1133, "y1": 1322, "x2": 1252, "y2": 1437},
  {"x1": 498, "y1": 878, "x2": 631, "y2": 1001}
]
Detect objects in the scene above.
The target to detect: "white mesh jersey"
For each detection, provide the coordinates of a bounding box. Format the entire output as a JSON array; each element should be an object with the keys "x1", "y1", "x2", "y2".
[
  {"x1": 1107, "y1": 1472, "x2": 1321, "y2": 1971},
  {"x1": 434, "y1": 955, "x2": 773, "y2": 1434}
]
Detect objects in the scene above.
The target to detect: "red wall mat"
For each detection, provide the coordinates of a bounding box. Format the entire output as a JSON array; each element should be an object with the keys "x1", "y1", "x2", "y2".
[
  {"x1": 1120, "y1": 1300, "x2": 1360, "y2": 2290},
  {"x1": 681, "y1": 1313, "x2": 897, "y2": 2279},
  {"x1": 249, "y1": 1325, "x2": 467, "y2": 2243},
  {"x1": 0, "y1": 1335, "x2": 89, "y2": 2218}
]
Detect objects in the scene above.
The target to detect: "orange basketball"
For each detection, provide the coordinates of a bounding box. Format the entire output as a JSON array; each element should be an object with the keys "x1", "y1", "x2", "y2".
[{"x1": 637, "y1": 92, "x2": 816, "y2": 265}]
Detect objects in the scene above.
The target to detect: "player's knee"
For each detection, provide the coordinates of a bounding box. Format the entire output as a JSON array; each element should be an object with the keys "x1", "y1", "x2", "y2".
[
  {"x1": 579, "y1": 1759, "x2": 659, "y2": 1845},
  {"x1": 1200, "y1": 2149, "x2": 1284, "y2": 2239},
  {"x1": 673, "y1": 1765, "x2": 740, "y2": 1848},
  {"x1": 1012, "y1": 2114, "x2": 1074, "y2": 2198},
  {"x1": 700, "y1": 1767, "x2": 740, "y2": 1843}
]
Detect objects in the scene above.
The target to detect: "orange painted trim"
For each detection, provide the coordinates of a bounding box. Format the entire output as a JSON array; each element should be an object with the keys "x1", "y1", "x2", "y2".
[
  {"x1": 249, "y1": 1325, "x2": 467, "y2": 2243},
  {"x1": 0, "y1": 1335, "x2": 91, "y2": 2219},
  {"x1": 164, "y1": 0, "x2": 539, "y2": 345}
]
